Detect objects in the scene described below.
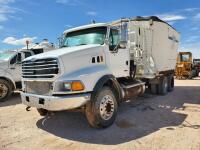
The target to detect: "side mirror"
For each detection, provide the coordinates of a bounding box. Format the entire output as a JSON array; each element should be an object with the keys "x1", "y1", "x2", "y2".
[{"x1": 118, "y1": 41, "x2": 127, "y2": 49}]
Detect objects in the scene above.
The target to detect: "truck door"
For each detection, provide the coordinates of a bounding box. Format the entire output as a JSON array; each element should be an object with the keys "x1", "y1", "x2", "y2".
[
  {"x1": 107, "y1": 24, "x2": 130, "y2": 77},
  {"x1": 9, "y1": 51, "x2": 33, "y2": 82},
  {"x1": 9, "y1": 52, "x2": 23, "y2": 82}
]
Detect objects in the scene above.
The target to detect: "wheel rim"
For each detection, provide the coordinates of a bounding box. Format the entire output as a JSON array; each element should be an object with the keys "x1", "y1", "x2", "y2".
[
  {"x1": 99, "y1": 95, "x2": 115, "y2": 120},
  {"x1": 0, "y1": 83, "x2": 8, "y2": 99}
]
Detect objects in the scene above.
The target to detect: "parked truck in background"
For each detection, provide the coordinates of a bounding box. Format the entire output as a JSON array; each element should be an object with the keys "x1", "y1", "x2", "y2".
[
  {"x1": 21, "y1": 16, "x2": 180, "y2": 128},
  {"x1": 0, "y1": 39, "x2": 55, "y2": 102},
  {"x1": 193, "y1": 59, "x2": 200, "y2": 77}
]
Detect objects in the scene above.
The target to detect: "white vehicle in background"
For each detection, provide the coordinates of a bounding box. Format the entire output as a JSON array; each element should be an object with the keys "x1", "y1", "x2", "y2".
[
  {"x1": 0, "y1": 39, "x2": 55, "y2": 102},
  {"x1": 21, "y1": 16, "x2": 180, "y2": 128}
]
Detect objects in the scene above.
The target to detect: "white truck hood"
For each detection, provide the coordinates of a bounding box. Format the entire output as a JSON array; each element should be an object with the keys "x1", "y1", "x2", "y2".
[
  {"x1": 23, "y1": 44, "x2": 106, "y2": 78},
  {"x1": 24, "y1": 44, "x2": 102, "y2": 61}
]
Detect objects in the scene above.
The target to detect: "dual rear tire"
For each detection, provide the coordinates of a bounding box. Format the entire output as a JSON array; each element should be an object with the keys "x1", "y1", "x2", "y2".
[{"x1": 150, "y1": 74, "x2": 174, "y2": 95}]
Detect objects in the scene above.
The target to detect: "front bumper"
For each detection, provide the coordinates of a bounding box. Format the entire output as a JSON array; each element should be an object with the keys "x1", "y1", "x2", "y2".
[{"x1": 21, "y1": 92, "x2": 91, "y2": 111}]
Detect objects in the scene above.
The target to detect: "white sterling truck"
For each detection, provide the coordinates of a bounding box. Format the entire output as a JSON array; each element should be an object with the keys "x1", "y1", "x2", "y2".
[
  {"x1": 21, "y1": 16, "x2": 179, "y2": 128},
  {"x1": 0, "y1": 40, "x2": 55, "y2": 101}
]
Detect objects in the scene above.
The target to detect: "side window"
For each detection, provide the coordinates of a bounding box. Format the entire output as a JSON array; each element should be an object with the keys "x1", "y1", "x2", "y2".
[
  {"x1": 121, "y1": 23, "x2": 128, "y2": 42},
  {"x1": 109, "y1": 28, "x2": 120, "y2": 51},
  {"x1": 10, "y1": 55, "x2": 17, "y2": 64},
  {"x1": 24, "y1": 52, "x2": 32, "y2": 58}
]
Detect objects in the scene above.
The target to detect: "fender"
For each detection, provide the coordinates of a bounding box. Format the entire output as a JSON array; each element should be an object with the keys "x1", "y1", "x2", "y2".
[
  {"x1": 0, "y1": 69, "x2": 16, "y2": 89},
  {"x1": 92, "y1": 74, "x2": 123, "y2": 104},
  {"x1": 55, "y1": 65, "x2": 112, "y2": 93},
  {"x1": 0, "y1": 76, "x2": 16, "y2": 89}
]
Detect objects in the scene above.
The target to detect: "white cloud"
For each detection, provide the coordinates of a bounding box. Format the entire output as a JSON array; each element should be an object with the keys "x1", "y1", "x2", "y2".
[
  {"x1": 56, "y1": 0, "x2": 80, "y2": 6},
  {"x1": 0, "y1": 0, "x2": 15, "y2": 4},
  {"x1": 0, "y1": 6, "x2": 15, "y2": 13},
  {"x1": 2, "y1": 36, "x2": 37, "y2": 46},
  {"x1": 0, "y1": 0, "x2": 24, "y2": 24},
  {"x1": 86, "y1": 11, "x2": 97, "y2": 16},
  {"x1": 184, "y1": 8, "x2": 198, "y2": 12},
  {"x1": 65, "y1": 24, "x2": 73, "y2": 29},
  {"x1": 194, "y1": 13, "x2": 200, "y2": 20},
  {"x1": 158, "y1": 14, "x2": 186, "y2": 22}
]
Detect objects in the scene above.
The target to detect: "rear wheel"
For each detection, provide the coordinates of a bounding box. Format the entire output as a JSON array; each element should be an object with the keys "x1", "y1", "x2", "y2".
[
  {"x1": 37, "y1": 108, "x2": 48, "y2": 116},
  {"x1": 158, "y1": 76, "x2": 168, "y2": 95},
  {"x1": 0, "y1": 79, "x2": 13, "y2": 102},
  {"x1": 150, "y1": 84, "x2": 158, "y2": 94},
  {"x1": 167, "y1": 74, "x2": 174, "y2": 92},
  {"x1": 85, "y1": 86, "x2": 118, "y2": 128}
]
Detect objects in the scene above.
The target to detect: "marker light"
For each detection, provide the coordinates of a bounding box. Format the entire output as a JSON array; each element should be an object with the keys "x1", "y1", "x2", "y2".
[{"x1": 71, "y1": 81, "x2": 84, "y2": 91}]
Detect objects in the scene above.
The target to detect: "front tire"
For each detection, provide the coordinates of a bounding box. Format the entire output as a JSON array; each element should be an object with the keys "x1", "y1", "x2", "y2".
[
  {"x1": 0, "y1": 79, "x2": 13, "y2": 102},
  {"x1": 85, "y1": 86, "x2": 118, "y2": 128},
  {"x1": 37, "y1": 108, "x2": 48, "y2": 116}
]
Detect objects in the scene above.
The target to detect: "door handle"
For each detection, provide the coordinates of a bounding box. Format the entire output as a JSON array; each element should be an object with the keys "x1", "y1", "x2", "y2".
[{"x1": 10, "y1": 67, "x2": 15, "y2": 69}]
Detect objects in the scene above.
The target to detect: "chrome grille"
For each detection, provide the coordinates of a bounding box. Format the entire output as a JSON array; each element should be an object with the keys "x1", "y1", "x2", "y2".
[
  {"x1": 22, "y1": 58, "x2": 59, "y2": 78},
  {"x1": 25, "y1": 81, "x2": 52, "y2": 95}
]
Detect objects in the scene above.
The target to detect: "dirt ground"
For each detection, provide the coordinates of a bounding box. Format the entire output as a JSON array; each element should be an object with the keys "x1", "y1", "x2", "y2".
[{"x1": 0, "y1": 79, "x2": 200, "y2": 150}]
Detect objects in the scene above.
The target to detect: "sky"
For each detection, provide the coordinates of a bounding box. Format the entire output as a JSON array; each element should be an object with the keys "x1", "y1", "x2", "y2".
[{"x1": 0, "y1": 0, "x2": 200, "y2": 58}]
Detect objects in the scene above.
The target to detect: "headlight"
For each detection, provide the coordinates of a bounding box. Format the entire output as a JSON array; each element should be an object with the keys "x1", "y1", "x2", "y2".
[
  {"x1": 63, "y1": 81, "x2": 84, "y2": 91},
  {"x1": 63, "y1": 82, "x2": 71, "y2": 91}
]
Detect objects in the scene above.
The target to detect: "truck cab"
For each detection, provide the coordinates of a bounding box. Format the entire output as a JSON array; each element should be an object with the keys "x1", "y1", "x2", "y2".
[
  {"x1": 21, "y1": 17, "x2": 179, "y2": 128},
  {"x1": 0, "y1": 40, "x2": 55, "y2": 102},
  {"x1": 0, "y1": 50, "x2": 34, "y2": 101}
]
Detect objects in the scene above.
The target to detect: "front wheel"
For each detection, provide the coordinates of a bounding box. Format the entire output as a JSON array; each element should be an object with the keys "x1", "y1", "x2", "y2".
[
  {"x1": 37, "y1": 108, "x2": 48, "y2": 116},
  {"x1": 85, "y1": 86, "x2": 118, "y2": 128},
  {"x1": 0, "y1": 79, "x2": 13, "y2": 102}
]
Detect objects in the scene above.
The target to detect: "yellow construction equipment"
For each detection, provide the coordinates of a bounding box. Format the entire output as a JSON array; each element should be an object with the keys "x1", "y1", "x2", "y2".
[{"x1": 175, "y1": 52, "x2": 193, "y2": 79}]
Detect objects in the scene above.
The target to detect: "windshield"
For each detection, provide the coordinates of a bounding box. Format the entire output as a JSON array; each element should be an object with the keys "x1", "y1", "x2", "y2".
[
  {"x1": 62, "y1": 27, "x2": 107, "y2": 47},
  {"x1": 0, "y1": 52, "x2": 15, "y2": 60},
  {"x1": 180, "y1": 54, "x2": 190, "y2": 62}
]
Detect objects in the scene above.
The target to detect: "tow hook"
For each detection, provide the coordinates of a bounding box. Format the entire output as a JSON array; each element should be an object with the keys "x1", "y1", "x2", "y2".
[{"x1": 26, "y1": 106, "x2": 31, "y2": 111}]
